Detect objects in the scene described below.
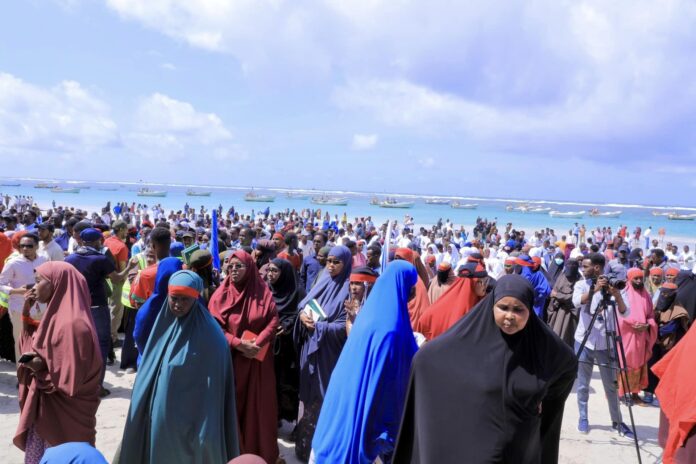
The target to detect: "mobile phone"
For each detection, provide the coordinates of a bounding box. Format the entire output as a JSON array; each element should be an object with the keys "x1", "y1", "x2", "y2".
[
  {"x1": 25, "y1": 284, "x2": 35, "y2": 290},
  {"x1": 18, "y1": 353, "x2": 36, "y2": 364}
]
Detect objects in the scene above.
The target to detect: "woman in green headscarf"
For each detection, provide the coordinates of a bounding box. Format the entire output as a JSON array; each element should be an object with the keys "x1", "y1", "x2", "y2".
[{"x1": 118, "y1": 270, "x2": 239, "y2": 463}]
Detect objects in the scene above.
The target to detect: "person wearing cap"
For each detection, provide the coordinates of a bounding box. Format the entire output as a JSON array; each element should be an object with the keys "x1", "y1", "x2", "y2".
[
  {"x1": 0, "y1": 233, "x2": 47, "y2": 363},
  {"x1": 181, "y1": 230, "x2": 195, "y2": 248},
  {"x1": 104, "y1": 219, "x2": 130, "y2": 351},
  {"x1": 37, "y1": 223, "x2": 63, "y2": 262},
  {"x1": 345, "y1": 266, "x2": 378, "y2": 336},
  {"x1": 65, "y1": 228, "x2": 136, "y2": 395}
]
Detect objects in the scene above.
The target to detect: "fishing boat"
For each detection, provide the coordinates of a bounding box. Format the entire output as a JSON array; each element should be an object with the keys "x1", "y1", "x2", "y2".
[
  {"x1": 244, "y1": 191, "x2": 276, "y2": 202},
  {"x1": 0, "y1": 182, "x2": 20, "y2": 187},
  {"x1": 51, "y1": 187, "x2": 81, "y2": 194},
  {"x1": 506, "y1": 204, "x2": 529, "y2": 212},
  {"x1": 652, "y1": 210, "x2": 675, "y2": 217},
  {"x1": 524, "y1": 207, "x2": 552, "y2": 214},
  {"x1": 35, "y1": 183, "x2": 58, "y2": 189},
  {"x1": 286, "y1": 192, "x2": 309, "y2": 200},
  {"x1": 98, "y1": 188, "x2": 118, "y2": 191},
  {"x1": 667, "y1": 213, "x2": 696, "y2": 221},
  {"x1": 379, "y1": 199, "x2": 415, "y2": 209},
  {"x1": 549, "y1": 210, "x2": 586, "y2": 219},
  {"x1": 425, "y1": 198, "x2": 451, "y2": 205},
  {"x1": 137, "y1": 188, "x2": 168, "y2": 197},
  {"x1": 589, "y1": 209, "x2": 622, "y2": 218},
  {"x1": 186, "y1": 190, "x2": 212, "y2": 197},
  {"x1": 311, "y1": 195, "x2": 349, "y2": 206},
  {"x1": 451, "y1": 202, "x2": 478, "y2": 209}
]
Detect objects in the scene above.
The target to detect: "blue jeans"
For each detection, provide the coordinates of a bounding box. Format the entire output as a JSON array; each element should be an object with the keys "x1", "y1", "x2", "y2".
[
  {"x1": 91, "y1": 305, "x2": 111, "y2": 386},
  {"x1": 575, "y1": 341, "x2": 622, "y2": 424}
]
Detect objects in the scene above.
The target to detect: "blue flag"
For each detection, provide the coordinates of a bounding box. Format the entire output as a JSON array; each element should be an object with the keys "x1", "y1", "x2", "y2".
[
  {"x1": 380, "y1": 219, "x2": 392, "y2": 274},
  {"x1": 211, "y1": 210, "x2": 221, "y2": 272}
]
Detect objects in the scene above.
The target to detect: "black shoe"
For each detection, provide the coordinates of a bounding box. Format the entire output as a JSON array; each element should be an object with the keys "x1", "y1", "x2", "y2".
[
  {"x1": 99, "y1": 387, "x2": 111, "y2": 398},
  {"x1": 113, "y1": 339, "x2": 123, "y2": 348}
]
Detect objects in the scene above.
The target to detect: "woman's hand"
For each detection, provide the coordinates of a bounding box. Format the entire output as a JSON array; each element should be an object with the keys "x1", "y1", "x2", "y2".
[
  {"x1": 299, "y1": 312, "x2": 315, "y2": 332},
  {"x1": 21, "y1": 352, "x2": 47, "y2": 372},
  {"x1": 237, "y1": 339, "x2": 261, "y2": 359}
]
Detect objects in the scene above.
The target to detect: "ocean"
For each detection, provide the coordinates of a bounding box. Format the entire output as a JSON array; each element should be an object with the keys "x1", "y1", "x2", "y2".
[{"x1": 3, "y1": 177, "x2": 696, "y2": 245}]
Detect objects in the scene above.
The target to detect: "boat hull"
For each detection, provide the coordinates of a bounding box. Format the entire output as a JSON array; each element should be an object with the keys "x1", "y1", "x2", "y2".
[
  {"x1": 245, "y1": 196, "x2": 276, "y2": 202},
  {"x1": 187, "y1": 192, "x2": 212, "y2": 197},
  {"x1": 137, "y1": 191, "x2": 168, "y2": 197},
  {"x1": 380, "y1": 202, "x2": 415, "y2": 209},
  {"x1": 549, "y1": 211, "x2": 585, "y2": 219},
  {"x1": 51, "y1": 188, "x2": 80, "y2": 194}
]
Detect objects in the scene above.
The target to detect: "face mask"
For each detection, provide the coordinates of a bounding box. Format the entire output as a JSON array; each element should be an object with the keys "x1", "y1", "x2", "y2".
[
  {"x1": 200, "y1": 243, "x2": 208, "y2": 250},
  {"x1": 554, "y1": 258, "x2": 563, "y2": 265}
]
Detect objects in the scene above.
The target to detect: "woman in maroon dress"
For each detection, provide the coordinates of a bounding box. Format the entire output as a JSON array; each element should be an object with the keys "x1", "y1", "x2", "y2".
[{"x1": 209, "y1": 250, "x2": 281, "y2": 463}]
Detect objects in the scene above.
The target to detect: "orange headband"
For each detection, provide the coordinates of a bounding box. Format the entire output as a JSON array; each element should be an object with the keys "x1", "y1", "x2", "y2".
[
  {"x1": 666, "y1": 268, "x2": 679, "y2": 276},
  {"x1": 168, "y1": 285, "x2": 200, "y2": 298},
  {"x1": 350, "y1": 274, "x2": 377, "y2": 283}
]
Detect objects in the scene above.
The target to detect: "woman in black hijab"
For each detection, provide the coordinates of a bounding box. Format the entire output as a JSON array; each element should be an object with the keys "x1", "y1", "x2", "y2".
[
  {"x1": 394, "y1": 274, "x2": 577, "y2": 464},
  {"x1": 546, "y1": 252, "x2": 565, "y2": 288},
  {"x1": 675, "y1": 270, "x2": 696, "y2": 324},
  {"x1": 547, "y1": 258, "x2": 582, "y2": 347},
  {"x1": 267, "y1": 258, "x2": 305, "y2": 423}
]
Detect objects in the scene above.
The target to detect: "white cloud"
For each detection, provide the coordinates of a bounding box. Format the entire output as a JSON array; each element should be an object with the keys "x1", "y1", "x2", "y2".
[
  {"x1": 351, "y1": 133, "x2": 378, "y2": 150},
  {"x1": 418, "y1": 157, "x2": 435, "y2": 168},
  {"x1": 0, "y1": 72, "x2": 119, "y2": 153},
  {"x1": 160, "y1": 62, "x2": 177, "y2": 71},
  {"x1": 126, "y1": 93, "x2": 242, "y2": 160}
]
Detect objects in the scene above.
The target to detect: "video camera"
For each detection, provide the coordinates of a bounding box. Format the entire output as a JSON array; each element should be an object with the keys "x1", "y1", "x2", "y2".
[{"x1": 596, "y1": 271, "x2": 627, "y2": 291}]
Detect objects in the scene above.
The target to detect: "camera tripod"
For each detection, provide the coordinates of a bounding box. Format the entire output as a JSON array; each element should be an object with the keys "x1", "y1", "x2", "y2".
[{"x1": 575, "y1": 290, "x2": 642, "y2": 464}]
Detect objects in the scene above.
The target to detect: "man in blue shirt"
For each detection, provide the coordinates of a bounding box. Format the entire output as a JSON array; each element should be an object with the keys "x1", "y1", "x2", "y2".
[{"x1": 300, "y1": 232, "x2": 327, "y2": 292}]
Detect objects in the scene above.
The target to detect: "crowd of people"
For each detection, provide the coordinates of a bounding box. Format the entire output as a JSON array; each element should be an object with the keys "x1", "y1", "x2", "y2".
[{"x1": 0, "y1": 198, "x2": 695, "y2": 464}]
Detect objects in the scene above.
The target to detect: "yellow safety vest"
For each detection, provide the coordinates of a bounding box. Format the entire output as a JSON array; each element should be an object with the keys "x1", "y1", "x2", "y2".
[
  {"x1": 121, "y1": 253, "x2": 148, "y2": 307},
  {"x1": 0, "y1": 290, "x2": 9, "y2": 309}
]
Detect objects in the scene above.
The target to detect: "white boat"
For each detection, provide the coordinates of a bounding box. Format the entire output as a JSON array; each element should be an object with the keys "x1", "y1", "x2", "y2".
[
  {"x1": 311, "y1": 196, "x2": 349, "y2": 206},
  {"x1": 506, "y1": 204, "x2": 529, "y2": 212},
  {"x1": 589, "y1": 209, "x2": 622, "y2": 218},
  {"x1": 137, "y1": 188, "x2": 168, "y2": 197},
  {"x1": 380, "y1": 200, "x2": 415, "y2": 209},
  {"x1": 652, "y1": 210, "x2": 675, "y2": 217},
  {"x1": 525, "y1": 207, "x2": 552, "y2": 214},
  {"x1": 667, "y1": 213, "x2": 696, "y2": 221},
  {"x1": 98, "y1": 188, "x2": 118, "y2": 191},
  {"x1": 451, "y1": 202, "x2": 478, "y2": 209},
  {"x1": 286, "y1": 192, "x2": 309, "y2": 200},
  {"x1": 549, "y1": 210, "x2": 586, "y2": 219},
  {"x1": 244, "y1": 191, "x2": 276, "y2": 202},
  {"x1": 425, "y1": 198, "x2": 451, "y2": 205},
  {"x1": 187, "y1": 190, "x2": 212, "y2": 197},
  {"x1": 51, "y1": 187, "x2": 81, "y2": 194},
  {"x1": 35, "y1": 183, "x2": 58, "y2": 189}
]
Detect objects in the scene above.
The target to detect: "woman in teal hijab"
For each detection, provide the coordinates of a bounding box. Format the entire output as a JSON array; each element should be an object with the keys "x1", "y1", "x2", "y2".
[{"x1": 119, "y1": 271, "x2": 240, "y2": 463}]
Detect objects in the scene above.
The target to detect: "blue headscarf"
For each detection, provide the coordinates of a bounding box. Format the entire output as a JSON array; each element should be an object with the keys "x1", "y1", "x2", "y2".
[
  {"x1": 294, "y1": 245, "x2": 352, "y2": 404},
  {"x1": 312, "y1": 260, "x2": 418, "y2": 463},
  {"x1": 133, "y1": 257, "x2": 183, "y2": 362},
  {"x1": 40, "y1": 442, "x2": 107, "y2": 464},
  {"x1": 516, "y1": 254, "x2": 551, "y2": 318},
  {"x1": 120, "y1": 270, "x2": 239, "y2": 463},
  {"x1": 170, "y1": 241, "x2": 185, "y2": 258}
]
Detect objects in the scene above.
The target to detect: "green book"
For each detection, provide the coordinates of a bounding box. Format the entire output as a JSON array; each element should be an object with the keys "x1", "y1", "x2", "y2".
[
  {"x1": 303, "y1": 299, "x2": 327, "y2": 322},
  {"x1": 181, "y1": 244, "x2": 200, "y2": 266}
]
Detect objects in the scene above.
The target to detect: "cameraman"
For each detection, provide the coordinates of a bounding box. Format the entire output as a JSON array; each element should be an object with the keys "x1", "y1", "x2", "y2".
[{"x1": 572, "y1": 252, "x2": 634, "y2": 438}]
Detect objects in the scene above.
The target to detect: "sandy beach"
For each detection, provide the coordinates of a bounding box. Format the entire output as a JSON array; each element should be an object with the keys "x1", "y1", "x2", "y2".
[{"x1": 0, "y1": 346, "x2": 662, "y2": 464}]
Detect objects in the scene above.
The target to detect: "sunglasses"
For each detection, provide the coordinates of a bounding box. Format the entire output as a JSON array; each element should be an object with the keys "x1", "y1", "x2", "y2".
[{"x1": 326, "y1": 258, "x2": 343, "y2": 265}]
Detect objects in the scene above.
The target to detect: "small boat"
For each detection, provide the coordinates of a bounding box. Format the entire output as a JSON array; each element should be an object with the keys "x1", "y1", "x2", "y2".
[
  {"x1": 525, "y1": 207, "x2": 552, "y2": 214},
  {"x1": 667, "y1": 213, "x2": 696, "y2": 221},
  {"x1": 98, "y1": 188, "x2": 118, "y2": 191},
  {"x1": 311, "y1": 196, "x2": 349, "y2": 206},
  {"x1": 137, "y1": 188, "x2": 168, "y2": 197},
  {"x1": 425, "y1": 198, "x2": 451, "y2": 205},
  {"x1": 506, "y1": 204, "x2": 529, "y2": 212},
  {"x1": 549, "y1": 210, "x2": 586, "y2": 219},
  {"x1": 187, "y1": 190, "x2": 212, "y2": 197},
  {"x1": 451, "y1": 202, "x2": 478, "y2": 209},
  {"x1": 51, "y1": 187, "x2": 81, "y2": 194},
  {"x1": 380, "y1": 200, "x2": 415, "y2": 209},
  {"x1": 652, "y1": 210, "x2": 675, "y2": 217},
  {"x1": 589, "y1": 209, "x2": 622, "y2": 218},
  {"x1": 286, "y1": 192, "x2": 309, "y2": 200},
  {"x1": 244, "y1": 191, "x2": 276, "y2": 202},
  {"x1": 35, "y1": 183, "x2": 58, "y2": 189},
  {"x1": 0, "y1": 183, "x2": 20, "y2": 187}
]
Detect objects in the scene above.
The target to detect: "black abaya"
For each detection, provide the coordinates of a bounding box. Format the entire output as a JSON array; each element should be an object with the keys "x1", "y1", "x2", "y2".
[{"x1": 394, "y1": 274, "x2": 577, "y2": 464}]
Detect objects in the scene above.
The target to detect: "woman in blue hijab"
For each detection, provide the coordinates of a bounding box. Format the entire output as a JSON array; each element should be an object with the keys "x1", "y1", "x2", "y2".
[
  {"x1": 311, "y1": 260, "x2": 418, "y2": 464},
  {"x1": 119, "y1": 271, "x2": 239, "y2": 463},
  {"x1": 132, "y1": 257, "x2": 182, "y2": 362},
  {"x1": 293, "y1": 245, "x2": 352, "y2": 461},
  {"x1": 515, "y1": 254, "x2": 551, "y2": 319}
]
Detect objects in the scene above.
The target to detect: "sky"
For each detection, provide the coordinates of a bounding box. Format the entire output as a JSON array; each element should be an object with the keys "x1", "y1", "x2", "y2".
[{"x1": 1, "y1": 1, "x2": 696, "y2": 205}]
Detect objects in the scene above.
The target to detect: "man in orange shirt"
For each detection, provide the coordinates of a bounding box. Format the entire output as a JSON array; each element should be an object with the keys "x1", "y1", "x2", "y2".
[
  {"x1": 130, "y1": 227, "x2": 172, "y2": 306},
  {"x1": 104, "y1": 220, "x2": 129, "y2": 349}
]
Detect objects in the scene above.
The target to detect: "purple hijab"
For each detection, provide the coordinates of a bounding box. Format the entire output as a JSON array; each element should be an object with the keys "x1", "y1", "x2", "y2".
[{"x1": 294, "y1": 245, "x2": 352, "y2": 404}]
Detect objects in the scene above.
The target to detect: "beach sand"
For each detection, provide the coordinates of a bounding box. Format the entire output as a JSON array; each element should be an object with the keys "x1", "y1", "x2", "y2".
[{"x1": 0, "y1": 349, "x2": 663, "y2": 464}]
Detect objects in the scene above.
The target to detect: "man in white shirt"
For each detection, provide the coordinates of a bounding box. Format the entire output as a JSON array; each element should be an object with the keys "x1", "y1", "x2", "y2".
[
  {"x1": 37, "y1": 223, "x2": 64, "y2": 262},
  {"x1": 397, "y1": 228, "x2": 413, "y2": 249},
  {"x1": 573, "y1": 252, "x2": 633, "y2": 438},
  {"x1": 0, "y1": 233, "x2": 47, "y2": 362}
]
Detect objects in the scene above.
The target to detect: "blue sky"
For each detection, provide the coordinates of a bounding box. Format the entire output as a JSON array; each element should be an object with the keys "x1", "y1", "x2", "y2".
[{"x1": 1, "y1": 1, "x2": 696, "y2": 205}]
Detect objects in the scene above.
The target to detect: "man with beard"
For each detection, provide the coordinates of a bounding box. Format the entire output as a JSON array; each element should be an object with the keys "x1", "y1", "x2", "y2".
[
  {"x1": 344, "y1": 266, "x2": 378, "y2": 335},
  {"x1": 617, "y1": 268, "x2": 657, "y2": 405},
  {"x1": 366, "y1": 245, "x2": 382, "y2": 275},
  {"x1": 427, "y1": 262, "x2": 455, "y2": 304}
]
